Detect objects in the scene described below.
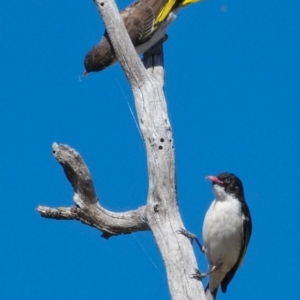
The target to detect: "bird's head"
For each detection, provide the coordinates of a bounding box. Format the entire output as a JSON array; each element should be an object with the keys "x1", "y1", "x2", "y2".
[
  {"x1": 206, "y1": 172, "x2": 245, "y2": 201},
  {"x1": 84, "y1": 33, "x2": 117, "y2": 75},
  {"x1": 84, "y1": 47, "x2": 110, "y2": 75}
]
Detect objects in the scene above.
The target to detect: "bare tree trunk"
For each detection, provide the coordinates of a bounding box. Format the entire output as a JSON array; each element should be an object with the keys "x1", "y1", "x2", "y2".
[{"x1": 37, "y1": 0, "x2": 205, "y2": 299}]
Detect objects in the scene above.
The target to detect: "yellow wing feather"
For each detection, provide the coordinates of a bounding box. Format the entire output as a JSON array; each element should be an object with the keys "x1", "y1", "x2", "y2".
[
  {"x1": 155, "y1": 0, "x2": 202, "y2": 27},
  {"x1": 155, "y1": 0, "x2": 177, "y2": 25}
]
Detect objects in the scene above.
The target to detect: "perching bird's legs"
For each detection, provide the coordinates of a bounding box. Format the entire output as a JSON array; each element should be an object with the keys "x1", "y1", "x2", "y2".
[
  {"x1": 190, "y1": 264, "x2": 221, "y2": 280},
  {"x1": 176, "y1": 228, "x2": 205, "y2": 253},
  {"x1": 142, "y1": 35, "x2": 168, "y2": 59},
  {"x1": 177, "y1": 228, "x2": 219, "y2": 280}
]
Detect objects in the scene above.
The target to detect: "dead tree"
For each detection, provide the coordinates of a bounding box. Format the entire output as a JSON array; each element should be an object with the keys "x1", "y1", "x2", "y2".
[{"x1": 36, "y1": 0, "x2": 205, "y2": 298}]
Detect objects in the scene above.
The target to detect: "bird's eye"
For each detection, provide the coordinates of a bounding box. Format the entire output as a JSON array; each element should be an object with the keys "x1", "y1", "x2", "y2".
[{"x1": 224, "y1": 178, "x2": 230, "y2": 184}]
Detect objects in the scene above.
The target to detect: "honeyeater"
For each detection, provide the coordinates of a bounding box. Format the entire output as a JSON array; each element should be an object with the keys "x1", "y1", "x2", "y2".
[
  {"x1": 202, "y1": 172, "x2": 252, "y2": 300},
  {"x1": 84, "y1": 0, "x2": 202, "y2": 74}
]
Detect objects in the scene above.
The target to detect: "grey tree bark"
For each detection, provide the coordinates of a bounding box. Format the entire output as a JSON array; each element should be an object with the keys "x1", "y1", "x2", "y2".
[{"x1": 36, "y1": 0, "x2": 206, "y2": 299}]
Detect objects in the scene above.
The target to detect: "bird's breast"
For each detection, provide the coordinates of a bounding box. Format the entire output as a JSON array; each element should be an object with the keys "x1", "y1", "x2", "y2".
[{"x1": 202, "y1": 197, "x2": 242, "y2": 272}]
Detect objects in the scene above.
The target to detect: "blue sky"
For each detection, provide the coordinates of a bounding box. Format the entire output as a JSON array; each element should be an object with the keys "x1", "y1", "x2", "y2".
[{"x1": 1, "y1": 0, "x2": 300, "y2": 299}]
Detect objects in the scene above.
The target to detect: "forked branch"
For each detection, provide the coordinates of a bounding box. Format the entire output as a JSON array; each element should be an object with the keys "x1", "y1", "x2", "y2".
[{"x1": 37, "y1": 143, "x2": 149, "y2": 239}]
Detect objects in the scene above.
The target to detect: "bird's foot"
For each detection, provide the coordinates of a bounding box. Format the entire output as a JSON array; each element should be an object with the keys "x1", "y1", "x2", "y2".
[
  {"x1": 190, "y1": 268, "x2": 206, "y2": 280},
  {"x1": 176, "y1": 228, "x2": 204, "y2": 253},
  {"x1": 177, "y1": 228, "x2": 197, "y2": 241}
]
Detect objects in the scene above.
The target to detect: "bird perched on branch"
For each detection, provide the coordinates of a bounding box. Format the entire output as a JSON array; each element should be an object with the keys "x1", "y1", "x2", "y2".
[
  {"x1": 84, "y1": 0, "x2": 202, "y2": 74},
  {"x1": 177, "y1": 172, "x2": 252, "y2": 300},
  {"x1": 201, "y1": 172, "x2": 252, "y2": 300}
]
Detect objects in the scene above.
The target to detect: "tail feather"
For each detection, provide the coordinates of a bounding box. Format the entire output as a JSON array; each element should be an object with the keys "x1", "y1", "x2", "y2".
[{"x1": 205, "y1": 284, "x2": 218, "y2": 300}]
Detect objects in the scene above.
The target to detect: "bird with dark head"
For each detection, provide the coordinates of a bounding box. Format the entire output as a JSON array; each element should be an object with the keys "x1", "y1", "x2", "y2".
[
  {"x1": 202, "y1": 172, "x2": 252, "y2": 300},
  {"x1": 84, "y1": 0, "x2": 202, "y2": 75}
]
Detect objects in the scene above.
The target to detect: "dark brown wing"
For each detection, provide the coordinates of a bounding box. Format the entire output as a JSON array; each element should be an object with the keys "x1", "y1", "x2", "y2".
[
  {"x1": 84, "y1": 0, "x2": 173, "y2": 72},
  {"x1": 221, "y1": 201, "x2": 252, "y2": 293},
  {"x1": 121, "y1": 0, "x2": 170, "y2": 45}
]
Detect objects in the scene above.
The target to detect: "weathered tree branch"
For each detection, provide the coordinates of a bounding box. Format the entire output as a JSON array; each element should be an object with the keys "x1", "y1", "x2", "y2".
[
  {"x1": 37, "y1": 143, "x2": 149, "y2": 239},
  {"x1": 37, "y1": 0, "x2": 205, "y2": 298}
]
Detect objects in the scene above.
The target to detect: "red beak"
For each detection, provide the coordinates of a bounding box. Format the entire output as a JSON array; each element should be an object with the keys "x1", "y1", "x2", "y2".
[
  {"x1": 83, "y1": 70, "x2": 89, "y2": 77},
  {"x1": 205, "y1": 176, "x2": 223, "y2": 184}
]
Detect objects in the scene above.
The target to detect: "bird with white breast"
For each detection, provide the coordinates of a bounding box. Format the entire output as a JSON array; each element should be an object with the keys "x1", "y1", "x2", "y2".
[
  {"x1": 201, "y1": 172, "x2": 252, "y2": 300},
  {"x1": 178, "y1": 172, "x2": 252, "y2": 300}
]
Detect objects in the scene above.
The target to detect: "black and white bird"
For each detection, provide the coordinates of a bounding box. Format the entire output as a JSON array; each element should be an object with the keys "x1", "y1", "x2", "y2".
[{"x1": 202, "y1": 172, "x2": 252, "y2": 300}]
